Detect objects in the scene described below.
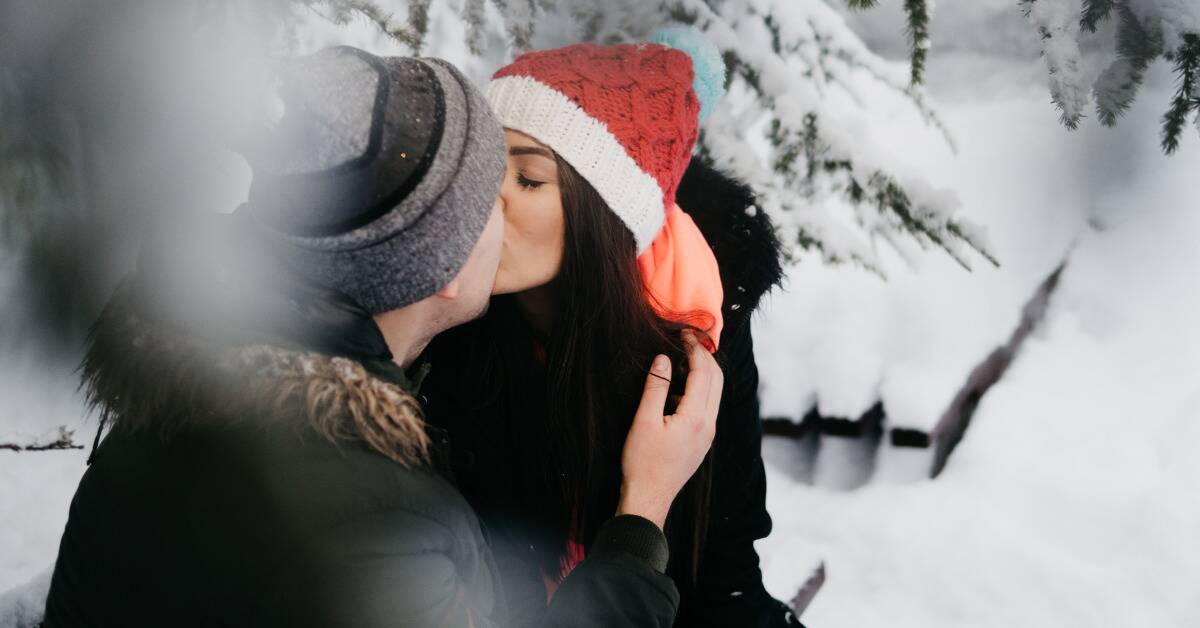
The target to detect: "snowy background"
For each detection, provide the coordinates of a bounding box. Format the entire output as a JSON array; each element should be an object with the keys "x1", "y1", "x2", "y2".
[
  {"x1": 751, "y1": 3, "x2": 1200, "y2": 627},
  {"x1": 2, "y1": 1, "x2": 1199, "y2": 627}
]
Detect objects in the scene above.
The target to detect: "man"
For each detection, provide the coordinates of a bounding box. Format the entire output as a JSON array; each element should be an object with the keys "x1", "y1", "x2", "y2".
[{"x1": 40, "y1": 46, "x2": 719, "y2": 627}]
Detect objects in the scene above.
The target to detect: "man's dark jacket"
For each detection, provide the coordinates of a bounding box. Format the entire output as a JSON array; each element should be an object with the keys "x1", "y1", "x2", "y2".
[{"x1": 40, "y1": 217, "x2": 679, "y2": 627}]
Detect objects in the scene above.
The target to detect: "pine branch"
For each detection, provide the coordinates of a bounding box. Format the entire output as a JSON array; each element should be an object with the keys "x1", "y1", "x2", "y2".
[
  {"x1": 769, "y1": 9, "x2": 958, "y2": 152},
  {"x1": 1115, "y1": 5, "x2": 1164, "y2": 62},
  {"x1": 1093, "y1": 5, "x2": 1163, "y2": 126},
  {"x1": 462, "y1": 0, "x2": 488, "y2": 55},
  {"x1": 770, "y1": 118, "x2": 806, "y2": 180},
  {"x1": 860, "y1": 171, "x2": 991, "y2": 271},
  {"x1": 827, "y1": 47, "x2": 958, "y2": 153},
  {"x1": 490, "y1": 0, "x2": 539, "y2": 50},
  {"x1": 842, "y1": 0, "x2": 930, "y2": 87},
  {"x1": 1020, "y1": 0, "x2": 1089, "y2": 130},
  {"x1": 1162, "y1": 34, "x2": 1200, "y2": 154},
  {"x1": 1012, "y1": 0, "x2": 1197, "y2": 154},
  {"x1": 307, "y1": 0, "x2": 431, "y2": 53},
  {"x1": 948, "y1": 222, "x2": 1000, "y2": 268},
  {"x1": 407, "y1": 0, "x2": 432, "y2": 50},
  {"x1": 700, "y1": 93, "x2": 887, "y2": 271},
  {"x1": 1194, "y1": 83, "x2": 1200, "y2": 137},
  {"x1": 783, "y1": 110, "x2": 990, "y2": 270},
  {"x1": 1079, "y1": 0, "x2": 1114, "y2": 33},
  {"x1": 671, "y1": 0, "x2": 992, "y2": 270},
  {"x1": 570, "y1": 4, "x2": 605, "y2": 43},
  {"x1": 1093, "y1": 58, "x2": 1142, "y2": 126},
  {"x1": 902, "y1": 0, "x2": 930, "y2": 86}
]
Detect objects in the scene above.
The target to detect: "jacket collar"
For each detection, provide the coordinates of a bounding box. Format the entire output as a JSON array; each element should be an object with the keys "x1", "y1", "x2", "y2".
[
  {"x1": 83, "y1": 256, "x2": 431, "y2": 468},
  {"x1": 676, "y1": 159, "x2": 785, "y2": 336}
]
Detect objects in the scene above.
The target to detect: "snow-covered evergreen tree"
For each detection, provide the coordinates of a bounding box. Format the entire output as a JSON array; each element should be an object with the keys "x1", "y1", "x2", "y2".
[
  {"x1": 281, "y1": 0, "x2": 1200, "y2": 268},
  {"x1": 1, "y1": 0, "x2": 1002, "y2": 355},
  {"x1": 1017, "y1": 0, "x2": 1200, "y2": 153},
  {"x1": 6, "y1": 0, "x2": 1195, "y2": 346},
  {"x1": 267, "y1": 0, "x2": 999, "y2": 273},
  {"x1": 850, "y1": 0, "x2": 1199, "y2": 154}
]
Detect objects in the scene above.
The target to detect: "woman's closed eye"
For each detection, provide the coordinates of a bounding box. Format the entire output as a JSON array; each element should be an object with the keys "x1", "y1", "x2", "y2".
[{"x1": 516, "y1": 172, "x2": 545, "y2": 190}]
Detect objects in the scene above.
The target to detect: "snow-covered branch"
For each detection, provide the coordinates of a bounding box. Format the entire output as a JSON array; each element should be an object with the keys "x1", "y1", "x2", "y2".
[
  {"x1": 1021, "y1": 0, "x2": 1090, "y2": 129},
  {"x1": 670, "y1": 0, "x2": 993, "y2": 271},
  {"x1": 1019, "y1": 0, "x2": 1197, "y2": 152},
  {"x1": 276, "y1": 0, "x2": 996, "y2": 272},
  {"x1": 0, "y1": 426, "x2": 84, "y2": 453},
  {"x1": 844, "y1": 0, "x2": 1198, "y2": 154}
]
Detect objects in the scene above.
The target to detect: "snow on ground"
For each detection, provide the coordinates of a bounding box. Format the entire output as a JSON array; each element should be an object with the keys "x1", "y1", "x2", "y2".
[
  {"x1": 0, "y1": 444, "x2": 84, "y2": 593},
  {"x1": 0, "y1": 356, "x2": 89, "y2": 594},
  {"x1": 753, "y1": 49, "x2": 1094, "y2": 429},
  {"x1": 754, "y1": 52, "x2": 1200, "y2": 627}
]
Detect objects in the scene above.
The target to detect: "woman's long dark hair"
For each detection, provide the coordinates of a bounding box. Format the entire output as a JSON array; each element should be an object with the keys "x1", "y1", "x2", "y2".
[{"x1": 471, "y1": 153, "x2": 715, "y2": 589}]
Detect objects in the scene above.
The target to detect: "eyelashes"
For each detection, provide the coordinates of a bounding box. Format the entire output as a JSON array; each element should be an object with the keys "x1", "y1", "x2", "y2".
[{"x1": 516, "y1": 172, "x2": 545, "y2": 190}]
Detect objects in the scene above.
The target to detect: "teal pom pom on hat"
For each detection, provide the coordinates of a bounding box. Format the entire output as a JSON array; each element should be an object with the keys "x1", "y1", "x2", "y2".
[{"x1": 651, "y1": 26, "x2": 727, "y2": 123}]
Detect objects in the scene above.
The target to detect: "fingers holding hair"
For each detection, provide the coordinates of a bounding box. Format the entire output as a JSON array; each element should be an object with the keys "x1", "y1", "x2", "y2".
[
  {"x1": 674, "y1": 330, "x2": 723, "y2": 421},
  {"x1": 635, "y1": 354, "x2": 673, "y2": 425}
]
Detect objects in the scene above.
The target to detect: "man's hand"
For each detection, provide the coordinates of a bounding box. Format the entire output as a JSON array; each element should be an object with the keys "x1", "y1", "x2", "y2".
[{"x1": 618, "y1": 330, "x2": 724, "y2": 529}]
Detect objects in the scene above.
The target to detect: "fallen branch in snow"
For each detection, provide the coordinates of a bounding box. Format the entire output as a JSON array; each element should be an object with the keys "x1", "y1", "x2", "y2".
[
  {"x1": 921, "y1": 261, "x2": 1066, "y2": 476},
  {"x1": 0, "y1": 426, "x2": 84, "y2": 452},
  {"x1": 789, "y1": 561, "x2": 826, "y2": 618}
]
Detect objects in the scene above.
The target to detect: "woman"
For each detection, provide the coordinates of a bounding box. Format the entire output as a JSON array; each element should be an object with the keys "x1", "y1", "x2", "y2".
[{"x1": 423, "y1": 28, "x2": 795, "y2": 627}]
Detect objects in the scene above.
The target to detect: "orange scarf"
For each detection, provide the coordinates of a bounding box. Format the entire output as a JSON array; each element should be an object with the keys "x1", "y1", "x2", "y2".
[{"x1": 636, "y1": 203, "x2": 724, "y2": 351}]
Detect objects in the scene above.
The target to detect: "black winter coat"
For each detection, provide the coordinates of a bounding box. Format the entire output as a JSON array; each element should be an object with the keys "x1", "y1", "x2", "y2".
[
  {"x1": 40, "y1": 218, "x2": 680, "y2": 628},
  {"x1": 421, "y1": 160, "x2": 801, "y2": 628}
]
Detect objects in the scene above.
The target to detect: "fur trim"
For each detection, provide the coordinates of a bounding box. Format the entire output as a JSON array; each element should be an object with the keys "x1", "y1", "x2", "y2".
[
  {"x1": 82, "y1": 282, "x2": 430, "y2": 467},
  {"x1": 676, "y1": 158, "x2": 785, "y2": 334}
]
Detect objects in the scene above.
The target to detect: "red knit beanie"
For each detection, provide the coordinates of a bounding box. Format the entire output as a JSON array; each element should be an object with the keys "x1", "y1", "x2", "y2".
[
  {"x1": 487, "y1": 29, "x2": 723, "y2": 253},
  {"x1": 487, "y1": 28, "x2": 728, "y2": 347}
]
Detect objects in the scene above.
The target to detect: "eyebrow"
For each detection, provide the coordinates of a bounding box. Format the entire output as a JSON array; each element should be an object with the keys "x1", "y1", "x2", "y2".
[{"x1": 509, "y1": 146, "x2": 555, "y2": 160}]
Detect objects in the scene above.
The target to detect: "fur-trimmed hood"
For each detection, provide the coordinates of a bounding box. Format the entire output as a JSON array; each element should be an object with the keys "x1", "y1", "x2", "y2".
[
  {"x1": 83, "y1": 276, "x2": 432, "y2": 468},
  {"x1": 676, "y1": 158, "x2": 785, "y2": 337}
]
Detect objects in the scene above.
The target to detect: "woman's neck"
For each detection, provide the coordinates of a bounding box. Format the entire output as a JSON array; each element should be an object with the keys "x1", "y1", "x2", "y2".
[{"x1": 514, "y1": 284, "x2": 557, "y2": 336}]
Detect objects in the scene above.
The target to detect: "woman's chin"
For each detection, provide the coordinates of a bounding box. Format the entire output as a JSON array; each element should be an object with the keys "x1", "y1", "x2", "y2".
[
  {"x1": 491, "y1": 271, "x2": 553, "y2": 296},
  {"x1": 490, "y1": 273, "x2": 523, "y2": 296}
]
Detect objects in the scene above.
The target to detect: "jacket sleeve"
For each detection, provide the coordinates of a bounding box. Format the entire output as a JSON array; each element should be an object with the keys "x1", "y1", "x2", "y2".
[
  {"x1": 317, "y1": 506, "x2": 504, "y2": 628},
  {"x1": 540, "y1": 515, "x2": 680, "y2": 628},
  {"x1": 324, "y1": 510, "x2": 678, "y2": 628},
  {"x1": 678, "y1": 321, "x2": 802, "y2": 628}
]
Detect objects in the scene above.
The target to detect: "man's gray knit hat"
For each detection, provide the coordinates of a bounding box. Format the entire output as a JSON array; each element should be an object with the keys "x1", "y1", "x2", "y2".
[{"x1": 243, "y1": 46, "x2": 505, "y2": 314}]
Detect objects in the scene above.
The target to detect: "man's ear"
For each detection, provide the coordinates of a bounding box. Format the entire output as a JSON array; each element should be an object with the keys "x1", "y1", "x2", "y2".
[{"x1": 435, "y1": 277, "x2": 461, "y2": 299}]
